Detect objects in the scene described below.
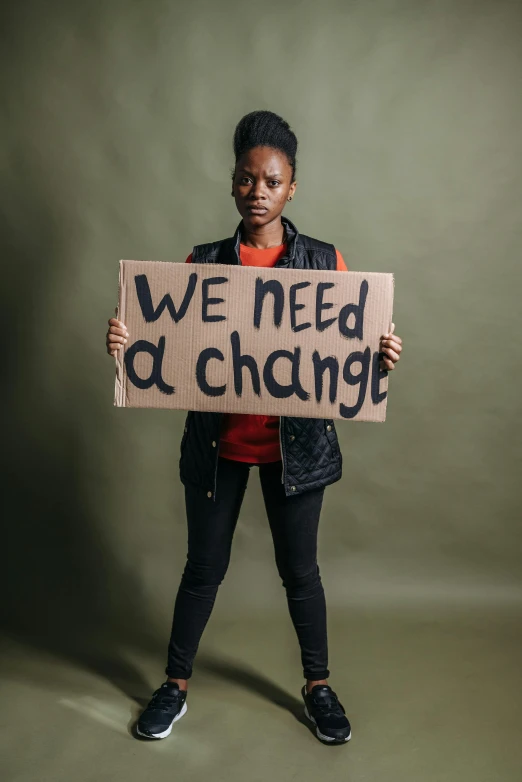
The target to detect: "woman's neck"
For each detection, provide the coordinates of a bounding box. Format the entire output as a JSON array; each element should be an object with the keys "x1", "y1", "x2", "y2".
[{"x1": 241, "y1": 217, "x2": 285, "y2": 249}]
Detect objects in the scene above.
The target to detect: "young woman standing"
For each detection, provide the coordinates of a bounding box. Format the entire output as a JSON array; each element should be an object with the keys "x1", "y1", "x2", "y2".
[{"x1": 106, "y1": 110, "x2": 403, "y2": 745}]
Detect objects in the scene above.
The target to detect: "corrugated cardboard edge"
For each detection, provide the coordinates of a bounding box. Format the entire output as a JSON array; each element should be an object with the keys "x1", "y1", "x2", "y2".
[
  {"x1": 383, "y1": 272, "x2": 396, "y2": 422},
  {"x1": 389, "y1": 273, "x2": 395, "y2": 333},
  {"x1": 113, "y1": 260, "x2": 127, "y2": 407}
]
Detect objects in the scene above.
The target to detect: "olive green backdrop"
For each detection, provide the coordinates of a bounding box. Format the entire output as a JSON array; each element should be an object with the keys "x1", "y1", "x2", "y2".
[{"x1": 1, "y1": 1, "x2": 521, "y2": 780}]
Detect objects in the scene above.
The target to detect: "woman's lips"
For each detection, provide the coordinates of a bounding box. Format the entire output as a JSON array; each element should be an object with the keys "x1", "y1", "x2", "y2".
[{"x1": 247, "y1": 206, "x2": 268, "y2": 214}]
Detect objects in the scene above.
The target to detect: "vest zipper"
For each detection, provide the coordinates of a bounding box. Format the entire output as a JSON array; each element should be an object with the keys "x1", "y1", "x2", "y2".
[
  {"x1": 279, "y1": 416, "x2": 287, "y2": 487},
  {"x1": 212, "y1": 414, "x2": 223, "y2": 500}
]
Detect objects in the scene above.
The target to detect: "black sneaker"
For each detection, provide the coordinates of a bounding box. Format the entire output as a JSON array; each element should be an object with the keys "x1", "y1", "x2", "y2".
[
  {"x1": 136, "y1": 681, "x2": 188, "y2": 739},
  {"x1": 302, "y1": 684, "x2": 351, "y2": 743}
]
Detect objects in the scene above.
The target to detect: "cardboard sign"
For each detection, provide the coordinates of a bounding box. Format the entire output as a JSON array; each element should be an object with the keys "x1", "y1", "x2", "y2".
[{"x1": 114, "y1": 261, "x2": 394, "y2": 421}]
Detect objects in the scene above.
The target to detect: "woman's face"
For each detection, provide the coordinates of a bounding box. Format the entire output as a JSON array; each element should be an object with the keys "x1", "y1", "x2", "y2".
[{"x1": 232, "y1": 146, "x2": 297, "y2": 229}]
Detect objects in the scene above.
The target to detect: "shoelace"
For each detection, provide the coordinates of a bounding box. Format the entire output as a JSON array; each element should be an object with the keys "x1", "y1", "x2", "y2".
[
  {"x1": 310, "y1": 689, "x2": 345, "y2": 717},
  {"x1": 148, "y1": 687, "x2": 182, "y2": 713}
]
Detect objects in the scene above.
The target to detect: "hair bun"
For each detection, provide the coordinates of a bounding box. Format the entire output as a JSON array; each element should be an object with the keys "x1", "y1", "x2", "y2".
[{"x1": 233, "y1": 110, "x2": 298, "y2": 181}]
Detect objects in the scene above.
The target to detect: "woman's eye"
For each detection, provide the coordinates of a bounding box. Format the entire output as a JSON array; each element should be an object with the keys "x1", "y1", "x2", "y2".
[
  {"x1": 240, "y1": 177, "x2": 252, "y2": 184},
  {"x1": 269, "y1": 181, "x2": 280, "y2": 187}
]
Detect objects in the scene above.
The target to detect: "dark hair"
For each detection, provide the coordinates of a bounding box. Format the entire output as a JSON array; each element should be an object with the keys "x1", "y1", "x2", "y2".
[{"x1": 232, "y1": 110, "x2": 298, "y2": 182}]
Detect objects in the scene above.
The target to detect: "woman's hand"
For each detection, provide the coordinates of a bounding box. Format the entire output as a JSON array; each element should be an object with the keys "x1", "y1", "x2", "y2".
[
  {"x1": 380, "y1": 322, "x2": 402, "y2": 371},
  {"x1": 106, "y1": 314, "x2": 129, "y2": 357}
]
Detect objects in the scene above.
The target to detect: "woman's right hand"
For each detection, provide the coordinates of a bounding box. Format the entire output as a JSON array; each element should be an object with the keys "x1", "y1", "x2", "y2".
[{"x1": 106, "y1": 316, "x2": 129, "y2": 357}]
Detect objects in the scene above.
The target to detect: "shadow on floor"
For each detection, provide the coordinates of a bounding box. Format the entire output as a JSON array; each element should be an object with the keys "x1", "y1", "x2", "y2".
[
  {"x1": 196, "y1": 653, "x2": 310, "y2": 727},
  {"x1": 1, "y1": 629, "x2": 153, "y2": 709}
]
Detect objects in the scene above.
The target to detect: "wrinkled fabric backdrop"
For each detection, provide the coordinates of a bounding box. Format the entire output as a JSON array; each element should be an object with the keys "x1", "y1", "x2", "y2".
[{"x1": 1, "y1": 0, "x2": 521, "y2": 779}]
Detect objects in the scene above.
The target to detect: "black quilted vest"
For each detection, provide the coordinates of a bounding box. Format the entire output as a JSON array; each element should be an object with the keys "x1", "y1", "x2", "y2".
[{"x1": 179, "y1": 215, "x2": 343, "y2": 500}]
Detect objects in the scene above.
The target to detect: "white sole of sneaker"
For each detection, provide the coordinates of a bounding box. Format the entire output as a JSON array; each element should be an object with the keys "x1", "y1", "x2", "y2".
[
  {"x1": 304, "y1": 704, "x2": 351, "y2": 743},
  {"x1": 136, "y1": 701, "x2": 188, "y2": 739}
]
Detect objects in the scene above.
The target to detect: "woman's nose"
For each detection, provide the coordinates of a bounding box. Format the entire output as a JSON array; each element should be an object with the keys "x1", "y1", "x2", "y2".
[{"x1": 250, "y1": 181, "x2": 266, "y2": 199}]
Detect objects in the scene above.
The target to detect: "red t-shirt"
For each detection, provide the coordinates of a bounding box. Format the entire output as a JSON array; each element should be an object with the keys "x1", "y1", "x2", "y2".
[{"x1": 186, "y1": 242, "x2": 348, "y2": 463}]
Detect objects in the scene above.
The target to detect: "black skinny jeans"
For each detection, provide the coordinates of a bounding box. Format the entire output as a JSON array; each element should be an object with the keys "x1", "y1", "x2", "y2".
[{"x1": 166, "y1": 457, "x2": 330, "y2": 682}]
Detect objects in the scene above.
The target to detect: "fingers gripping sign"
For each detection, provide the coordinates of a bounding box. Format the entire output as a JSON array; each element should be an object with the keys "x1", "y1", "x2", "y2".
[
  {"x1": 379, "y1": 322, "x2": 403, "y2": 371},
  {"x1": 106, "y1": 306, "x2": 130, "y2": 357}
]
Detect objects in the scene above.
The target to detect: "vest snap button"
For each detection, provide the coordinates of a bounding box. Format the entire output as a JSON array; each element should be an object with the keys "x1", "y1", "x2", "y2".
[
  {"x1": 289, "y1": 434, "x2": 295, "y2": 441},
  {"x1": 290, "y1": 485, "x2": 296, "y2": 491},
  {"x1": 207, "y1": 491, "x2": 212, "y2": 498},
  {"x1": 326, "y1": 425, "x2": 332, "y2": 432},
  {"x1": 211, "y1": 440, "x2": 217, "y2": 447}
]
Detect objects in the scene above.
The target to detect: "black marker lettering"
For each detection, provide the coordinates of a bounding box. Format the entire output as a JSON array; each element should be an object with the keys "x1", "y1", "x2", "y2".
[
  {"x1": 371, "y1": 350, "x2": 388, "y2": 404},
  {"x1": 254, "y1": 278, "x2": 284, "y2": 328},
  {"x1": 124, "y1": 337, "x2": 174, "y2": 395},
  {"x1": 316, "y1": 282, "x2": 336, "y2": 332},
  {"x1": 135, "y1": 273, "x2": 197, "y2": 323},
  {"x1": 195, "y1": 348, "x2": 226, "y2": 397},
  {"x1": 231, "y1": 331, "x2": 261, "y2": 396},
  {"x1": 263, "y1": 348, "x2": 309, "y2": 401},
  {"x1": 202, "y1": 277, "x2": 228, "y2": 323},
  {"x1": 312, "y1": 351, "x2": 339, "y2": 403},
  {"x1": 339, "y1": 347, "x2": 371, "y2": 418},
  {"x1": 290, "y1": 281, "x2": 312, "y2": 333},
  {"x1": 338, "y1": 279, "x2": 368, "y2": 340}
]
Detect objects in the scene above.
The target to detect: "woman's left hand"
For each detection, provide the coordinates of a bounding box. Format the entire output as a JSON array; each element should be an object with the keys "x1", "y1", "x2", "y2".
[{"x1": 380, "y1": 323, "x2": 402, "y2": 371}]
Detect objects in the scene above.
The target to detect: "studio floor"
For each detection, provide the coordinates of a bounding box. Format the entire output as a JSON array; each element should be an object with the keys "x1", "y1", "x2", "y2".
[{"x1": 1, "y1": 606, "x2": 521, "y2": 782}]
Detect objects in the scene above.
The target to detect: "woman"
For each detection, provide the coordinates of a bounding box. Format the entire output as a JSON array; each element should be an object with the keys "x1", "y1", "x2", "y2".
[{"x1": 106, "y1": 110, "x2": 403, "y2": 745}]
